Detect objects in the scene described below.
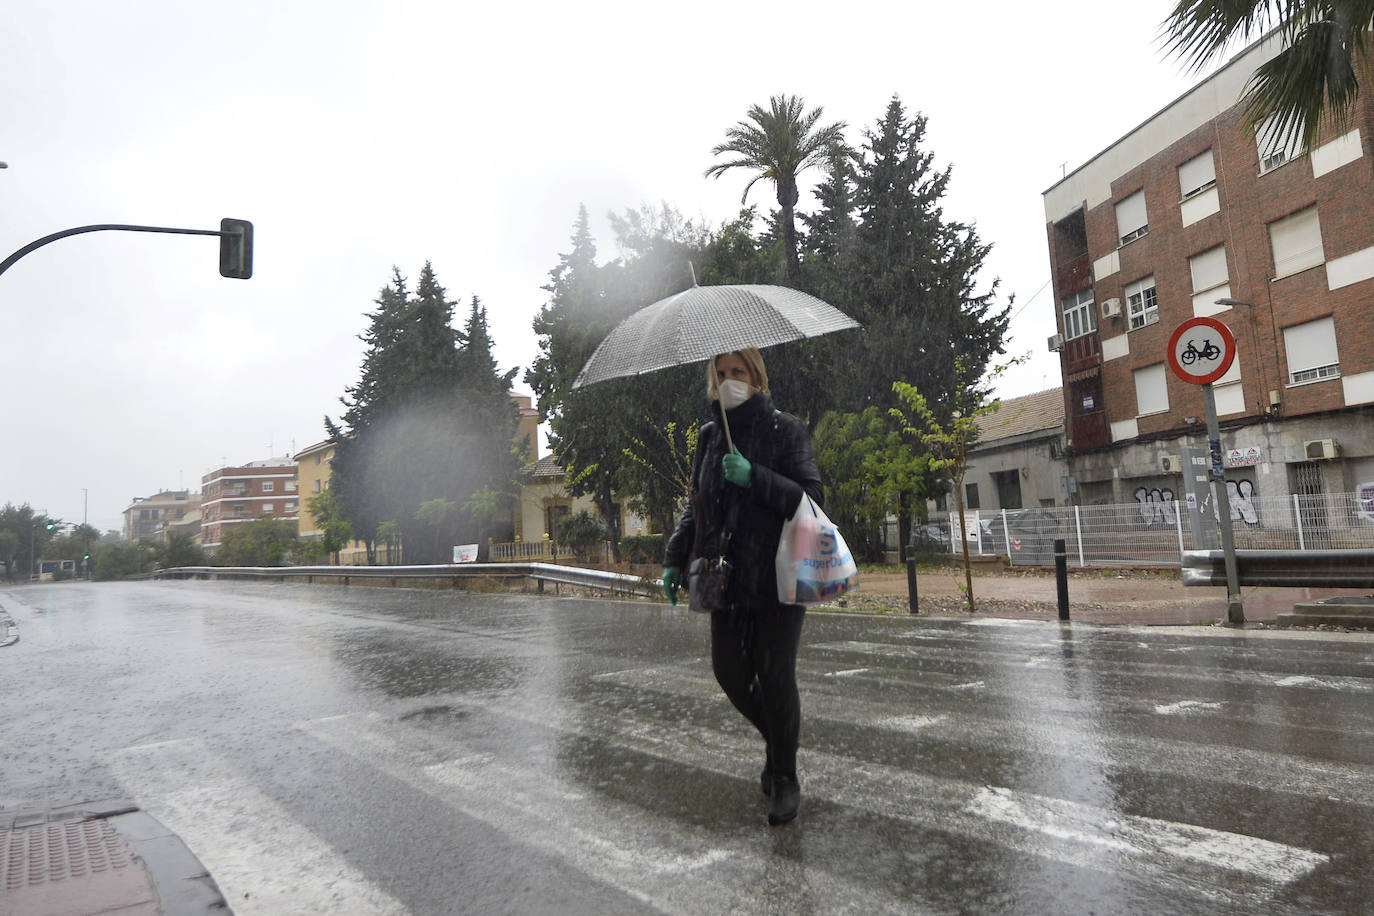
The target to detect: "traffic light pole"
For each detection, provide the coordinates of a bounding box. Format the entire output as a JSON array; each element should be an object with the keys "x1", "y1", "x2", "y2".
[{"x1": 0, "y1": 219, "x2": 252, "y2": 279}]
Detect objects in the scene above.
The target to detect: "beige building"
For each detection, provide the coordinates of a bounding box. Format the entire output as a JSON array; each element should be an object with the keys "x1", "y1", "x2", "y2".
[
  {"x1": 122, "y1": 490, "x2": 201, "y2": 543},
  {"x1": 293, "y1": 439, "x2": 335, "y2": 539}
]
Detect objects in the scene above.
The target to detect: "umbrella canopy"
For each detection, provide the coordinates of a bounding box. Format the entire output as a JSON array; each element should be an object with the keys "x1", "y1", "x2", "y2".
[{"x1": 571, "y1": 284, "x2": 861, "y2": 390}]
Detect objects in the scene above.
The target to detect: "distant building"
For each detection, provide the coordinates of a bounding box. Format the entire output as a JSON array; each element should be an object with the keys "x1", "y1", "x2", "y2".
[
  {"x1": 956, "y1": 388, "x2": 1068, "y2": 513},
  {"x1": 200, "y1": 458, "x2": 298, "y2": 550},
  {"x1": 293, "y1": 439, "x2": 335, "y2": 541},
  {"x1": 122, "y1": 490, "x2": 200, "y2": 543},
  {"x1": 1043, "y1": 29, "x2": 1374, "y2": 508}
]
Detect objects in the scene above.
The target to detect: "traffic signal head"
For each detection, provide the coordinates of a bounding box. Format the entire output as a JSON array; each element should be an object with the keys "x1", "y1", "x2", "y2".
[
  {"x1": 219, "y1": 218, "x2": 253, "y2": 279},
  {"x1": 45, "y1": 522, "x2": 56, "y2": 531}
]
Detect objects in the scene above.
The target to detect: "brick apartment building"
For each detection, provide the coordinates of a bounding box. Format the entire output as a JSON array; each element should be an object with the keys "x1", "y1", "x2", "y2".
[
  {"x1": 1042, "y1": 30, "x2": 1374, "y2": 512},
  {"x1": 200, "y1": 458, "x2": 299, "y2": 550}
]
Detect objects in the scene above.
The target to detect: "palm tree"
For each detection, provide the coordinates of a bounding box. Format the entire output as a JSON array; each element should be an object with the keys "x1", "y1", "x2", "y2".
[
  {"x1": 1162, "y1": 0, "x2": 1374, "y2": 153},
  {"x1": 705, "y1": 95, "x2": 846, "y2": 286}
]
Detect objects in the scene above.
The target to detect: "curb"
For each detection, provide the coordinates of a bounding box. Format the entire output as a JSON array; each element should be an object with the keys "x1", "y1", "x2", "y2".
[
  {"x1": 2, "y1": 799, "x2": 230, "y2": 915},
  {"x1": 0, "y1": 603, "x2": 17, "y2": 647}
]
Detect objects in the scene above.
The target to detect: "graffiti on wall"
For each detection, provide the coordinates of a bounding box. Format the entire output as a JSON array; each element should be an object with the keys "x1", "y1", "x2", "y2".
[
  {"x1": 1134, "y1": 487, "x2": 1178, "y2": 527},
  {"x1": 1136, "y1": 480, "x2": 1261, "y2": 527}
]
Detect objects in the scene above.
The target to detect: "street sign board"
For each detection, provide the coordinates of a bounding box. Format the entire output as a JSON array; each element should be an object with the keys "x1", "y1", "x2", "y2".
[{"x1": 1167, "y1": 316, "x2": 1236, "y2": 385}]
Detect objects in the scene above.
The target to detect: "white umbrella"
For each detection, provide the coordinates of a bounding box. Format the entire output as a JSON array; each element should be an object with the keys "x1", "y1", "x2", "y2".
[{"x1": 572, "y1": 283, "x2": 861, "y2": 450}]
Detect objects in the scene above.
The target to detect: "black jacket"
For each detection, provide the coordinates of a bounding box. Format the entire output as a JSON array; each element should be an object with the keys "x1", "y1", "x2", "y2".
[{"x1": 664, "y1": 391, "x2": 823, "y2": 610}]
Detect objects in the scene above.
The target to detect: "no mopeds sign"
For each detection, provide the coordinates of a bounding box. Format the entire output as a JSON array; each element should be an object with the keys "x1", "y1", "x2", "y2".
[{"x1": 1167, "y1": 316, "x2": 1236, "y2": 385}]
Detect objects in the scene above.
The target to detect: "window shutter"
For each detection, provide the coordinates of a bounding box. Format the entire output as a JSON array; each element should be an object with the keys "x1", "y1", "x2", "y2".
[
  {"x1": 1178, "y1": 150, "x2": 1215, "y2": 197},
  {"x1": 1283, "y1": 317, "x2": 1338, "y2": 375},
  {"x1": 1134, "y1": 364, "x2": 1170, "y2": 415},
  {"x1": 1269, "y1": 207, "x2": 1324, "y2": 277},
  {"x1": 1115, "y1": 191, "x2": 1147, "y2": 242},
  {"x1": 1189, "y1": 246, "x2": 1228, "y2": 292}
]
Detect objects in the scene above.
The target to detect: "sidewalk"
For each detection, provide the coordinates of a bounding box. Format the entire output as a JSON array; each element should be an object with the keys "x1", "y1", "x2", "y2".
[
  {"x1": 0, "y1": 800, "x2": 228, "y2": 916},
  {"x1": 852, "y1": 566, "x2": 1374, "y2": 626}
]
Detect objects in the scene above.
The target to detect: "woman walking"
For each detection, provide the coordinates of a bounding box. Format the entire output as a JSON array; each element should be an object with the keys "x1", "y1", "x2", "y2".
[{"x1": 662, "y1": 347, "x2": 823, "y2": 826}]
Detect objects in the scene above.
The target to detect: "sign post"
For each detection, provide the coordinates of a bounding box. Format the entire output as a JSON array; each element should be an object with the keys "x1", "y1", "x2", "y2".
[{"x1": 1168, "y1": 316, "x2": 1244, "y2": 624}]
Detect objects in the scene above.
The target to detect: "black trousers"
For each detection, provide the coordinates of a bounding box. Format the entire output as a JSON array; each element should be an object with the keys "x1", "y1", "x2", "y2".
[{"x1": 710, "y1": 605, "x2": 806, "y2": 778}]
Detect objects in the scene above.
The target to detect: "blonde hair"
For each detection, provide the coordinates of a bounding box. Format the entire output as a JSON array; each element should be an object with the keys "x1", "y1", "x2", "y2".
[{"x1": 706, "y1": 347, "x2": 770, "y2": 400}]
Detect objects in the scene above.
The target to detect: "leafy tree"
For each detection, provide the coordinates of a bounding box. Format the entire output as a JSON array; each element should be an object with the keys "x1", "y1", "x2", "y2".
[
  {"x1": 528, "y1": 206, "x2": 709, "y2": 552},
  {"x1": 891, "y1": 356, "x2": 1021, "y2": 612},
  {"x1": 705, "y1": 94, "x2": 846, "y2": 286},
  {"x1": 557, "y1": 509, "x2": 608, "y2": 562},
  {"x1": 812, "y1": 407, "x2": 931, "y2": 564},
  {"x1": 215, "y1": 519, "x2": 299, "y2": 567},
  {"x1": 0, "y1": 503, "x2": 60, "y2": 581},
  {"x1": 1163, "y1": 0, "x2": 1374, "y2": 153},
  {"x1": 93, "y1": 541, "x2": 155, "y2": 580},
  {"x1": 306, "y1": 489, "x2": 353, "y2": 564},
  {"x1": 327, "y1": 263, "x2": 521, "y2": 564},
  {"x1": 156, "y1": 532, "x2": 207, "y2": 569}
]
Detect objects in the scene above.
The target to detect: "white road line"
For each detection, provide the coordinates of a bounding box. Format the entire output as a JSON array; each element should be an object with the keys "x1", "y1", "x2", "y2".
[
  {"x1": 299, "y1": 714, "x2": 917, "y2": 916},
  {"x1": 967, "y1": 786, "x2": 1328, "y2": 885},
  {"x1": 109, "y1": 738, "x2": 408, "y2": 916},
  {"x1": 1154, "y1": 700, "x2": 1224, "y2": 716},
  {"x1": 467, "y1": 688, "x2": 1325, "y2": 909}
]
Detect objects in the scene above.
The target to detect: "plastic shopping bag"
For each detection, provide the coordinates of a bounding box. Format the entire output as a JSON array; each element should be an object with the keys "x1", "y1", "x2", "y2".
[{"x1": 776, "y1": 494, "x2": 859, "y2": 605}]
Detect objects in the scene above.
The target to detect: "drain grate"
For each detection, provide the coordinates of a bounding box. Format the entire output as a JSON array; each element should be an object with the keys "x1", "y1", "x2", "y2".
[{"x1": 2, "y1": 818, "x2": 134, "y2": 891}]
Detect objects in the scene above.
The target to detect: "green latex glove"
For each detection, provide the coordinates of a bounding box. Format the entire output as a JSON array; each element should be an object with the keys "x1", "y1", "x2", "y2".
[
  {"x1": 722, "y1": 447, "x2": 752, "y2": 488},
  {"x1": 662, "y1": 566, "x2": 681, "y2": 605}
]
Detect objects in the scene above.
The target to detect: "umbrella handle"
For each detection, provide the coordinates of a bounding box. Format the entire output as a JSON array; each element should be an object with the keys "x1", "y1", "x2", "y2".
[{"x1": 721, "y1": 410, "x2": 734, "y2": 455}]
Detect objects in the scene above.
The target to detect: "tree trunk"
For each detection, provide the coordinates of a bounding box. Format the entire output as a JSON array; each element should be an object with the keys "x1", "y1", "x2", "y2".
[
  {"x1": 954, "y1": 476, "x2": 975, "y2": 613},
  {"x1": 897, "y1": 490, "x2": 913, "y2": 562},
  {"x1": 778, "y1": 177, "x2": 801, "y2": 287}
]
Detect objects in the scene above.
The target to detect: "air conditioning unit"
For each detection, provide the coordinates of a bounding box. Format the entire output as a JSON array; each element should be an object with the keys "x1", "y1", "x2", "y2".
[
  {"x1": 1161, "y1": 454, "x2": 1182, "y2": 474},
  {"x1": 1305, "y1": 438, "x2": 1340, "y2": 460},
  {"x1": 1100, "y1": 297, "x2": 1122, "y2": 319},
  {"x1": 1047, "y1": 333, "x2": 1064, "y2": 352}
]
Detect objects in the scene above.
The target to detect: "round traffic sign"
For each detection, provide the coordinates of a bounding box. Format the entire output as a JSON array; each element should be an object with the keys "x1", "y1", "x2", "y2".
[{"x1": 1167, "y1": 316, "x2": 1236, "y2": 385}]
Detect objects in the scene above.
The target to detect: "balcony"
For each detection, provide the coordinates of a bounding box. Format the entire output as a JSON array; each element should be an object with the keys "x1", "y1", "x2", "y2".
[
  {"x1": 1055, "y1": 252, "x2": 1091, "y2": 296},
  {"x1": 1071, "y1": 410, "x2": 1110, "y2": 450},
  {"x1": 1064, "y1": 331, "x2": 1101, "y2": 375}
]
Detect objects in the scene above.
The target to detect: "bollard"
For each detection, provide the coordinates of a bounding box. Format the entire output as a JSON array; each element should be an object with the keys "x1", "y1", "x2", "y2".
[
  {"x1": 1054, "y1": 538, "x2": 1070, "y2": 621},
  {"x1": 906, "y1": 539, "x2": 919, "y2": 614}
]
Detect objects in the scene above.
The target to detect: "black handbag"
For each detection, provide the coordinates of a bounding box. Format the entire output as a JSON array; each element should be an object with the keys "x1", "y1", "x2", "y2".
[{"x1": 687, "y1": 554, "x2": 733, "y2": 613}]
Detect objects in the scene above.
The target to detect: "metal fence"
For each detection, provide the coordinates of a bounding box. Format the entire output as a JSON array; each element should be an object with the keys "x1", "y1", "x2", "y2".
[{"x1": 926, "y1": 490, "x2": 1374, "y2": 569}]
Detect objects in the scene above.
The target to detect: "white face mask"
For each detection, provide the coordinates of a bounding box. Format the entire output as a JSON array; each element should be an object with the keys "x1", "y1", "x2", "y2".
[{"x1": 717, "y1": 379, "x2": 754, "y2": 410}]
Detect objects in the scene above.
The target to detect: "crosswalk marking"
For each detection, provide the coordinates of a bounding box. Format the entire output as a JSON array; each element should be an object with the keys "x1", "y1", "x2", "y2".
[
  {"x1": 967, "y1": 786, "x2": 1328, "y2": 885},
  {"x1": 109, "y1": 739, "x2": 409, "y2": 916}
]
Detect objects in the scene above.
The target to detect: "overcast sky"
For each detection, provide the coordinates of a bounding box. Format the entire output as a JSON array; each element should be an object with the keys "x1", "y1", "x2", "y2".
[{"x1": 3, "y1": 1, "x2": 1226, "y2": 533}]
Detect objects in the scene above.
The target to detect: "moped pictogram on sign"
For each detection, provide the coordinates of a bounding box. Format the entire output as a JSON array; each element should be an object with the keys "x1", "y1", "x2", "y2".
[{"x1": 1167, "y1": 316, "x2": 1236, "y2": 385}]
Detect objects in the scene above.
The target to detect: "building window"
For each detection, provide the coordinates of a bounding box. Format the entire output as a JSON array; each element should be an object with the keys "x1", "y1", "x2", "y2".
[
  {"x1": 1125, "y1": 275, "x2": 1159, "y2": 329},
  {"x1": 1134, "y1": 363, "x2": 1170, "y2": 416},
  {"x1": 1178, "y1": 149, "x2": 1216, "y2": 199},
  {"x1": 314, "y1": 455, "x2": 322, "y2": 465},
  {"x1": 262, "y1": 481, "x2": 275, "y2": 493},
  {"x1": 1269, "y1": 206, "x2": 1324, "y2": 278},
  {"x1": 1256, "y1": 115, "x2": 1304, "y2": 174},
  {"x1": 262, "y1": 503, "x2": 274, "y2": 514},
  {"x1": 234, "y1": 505, "x2": 249, "y2": 517},
  {"x1": 1115, "y1": 190, "x2": 1147, "y2": 245},
  {"x1": 991, "y1": 470, "x2": 1023, "y2": 510},
  {"x1": 1061, "y1": 289, "x2": 1096, "y2": 340},
  {"x1": 284, "y1": 501, "x2": 296, "y2": 512},
  {"x1": 285, "y1": 480, "x2": 297, "y2": 492},
  {"x1": 964, "y1": 483, "x2": 980, "y2": 510},
  {"x1": 1283, "y1": 316, "x2": 1340, "y2": 384},
  {"x1": 313, "y1": 479, "x2": 321, "y2": 494},
  {"x1": 1189, "y1": 245, "x2": 1230, "y2": 313}
]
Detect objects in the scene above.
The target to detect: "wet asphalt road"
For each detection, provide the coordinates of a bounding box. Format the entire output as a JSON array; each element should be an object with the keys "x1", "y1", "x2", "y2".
[{"x1": 1, "y1": 581, "x2": 1372, "y2": 915}]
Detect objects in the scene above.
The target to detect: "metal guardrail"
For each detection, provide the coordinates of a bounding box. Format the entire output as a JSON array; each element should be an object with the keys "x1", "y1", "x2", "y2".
[
  {"x1": 151, "y1": 562, "x2": 659, "y2": 598},
  {"x1": 1181, "y1": 549, "x2": 1374, "y2": 588}
]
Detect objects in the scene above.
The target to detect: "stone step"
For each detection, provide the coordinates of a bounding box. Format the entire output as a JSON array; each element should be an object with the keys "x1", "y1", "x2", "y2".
[{"x1": 1277, "y1": 597, "x2": 1374, "y2": 629}]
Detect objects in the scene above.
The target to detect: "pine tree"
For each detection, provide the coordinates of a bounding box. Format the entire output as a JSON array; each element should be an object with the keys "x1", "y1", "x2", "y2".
[{"x1": 327, "y1": 264, "x2": 520, "y2": 564}]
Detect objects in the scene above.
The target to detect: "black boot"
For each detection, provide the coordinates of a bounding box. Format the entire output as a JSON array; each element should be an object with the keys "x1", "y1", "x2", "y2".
[
  {"x1": 767, "y1": 775, "x2": 800, "y2": 825},
  {"x1": 761, "y1": 746, "x2": 774, "y2": 797}
]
